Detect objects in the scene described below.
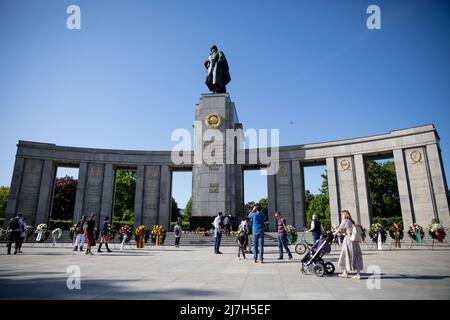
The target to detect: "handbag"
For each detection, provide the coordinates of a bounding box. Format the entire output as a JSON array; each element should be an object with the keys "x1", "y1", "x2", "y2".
[{"x1": 350, "y1": 225, "x2": 363, "y2": 242}]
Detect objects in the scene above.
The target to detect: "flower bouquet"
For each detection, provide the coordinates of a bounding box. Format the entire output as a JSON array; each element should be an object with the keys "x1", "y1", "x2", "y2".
[
  {"x1": 135, "y1": 225, "x2": 147, "y2": 248},
  {"x1": 388, "y1": 223, "x2": 403, "y2": 248},
  {"x1": 285, "y1": 225, "x2": 297, "y2": 245},
  {"x1": 429, "y1": 220, "x2": 446, "y2": 243},
  {"x1": 151, "y1": 225, "x2": 166, "y2": 246},
  {"x1": 408, "y1": 223, "x2": 424, "y2": 243},
  {"x1": 35, "y1": 224, "x2": 50, "y2": 242},
  {"x1": 369, "y1": 223, "x2": 387, "y2": 243}
]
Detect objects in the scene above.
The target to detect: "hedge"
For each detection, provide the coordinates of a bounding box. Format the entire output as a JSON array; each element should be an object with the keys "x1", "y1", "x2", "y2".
[
  {"x1": 373, "y1": 216, "x2": 403, "y2": 229},
  {"x1": 170, "y1": 221, "x2": 190, "y2": 231},
  {"x1": 49, "y1": 219, "x2": 73, "y2": 230}
]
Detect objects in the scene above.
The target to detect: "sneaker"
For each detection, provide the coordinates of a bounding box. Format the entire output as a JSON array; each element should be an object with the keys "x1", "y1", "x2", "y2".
[
  {"x1": 277, "y1": 257, "x2": 283, "y2": 260},
  {"x1": 288, "y1": 256, "x2": 293, "y2": 260},
  {"x1": 217, "y1": 251, "x2": 223, "y2": 254},
  {"x1": 97, "y1": 250, "x2": 103, "y2": 253}
]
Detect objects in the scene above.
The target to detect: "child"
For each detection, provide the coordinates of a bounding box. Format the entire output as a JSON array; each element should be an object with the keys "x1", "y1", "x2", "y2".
[{"x1": 237, "y1": 230, "x2": 248, "y2": 260}]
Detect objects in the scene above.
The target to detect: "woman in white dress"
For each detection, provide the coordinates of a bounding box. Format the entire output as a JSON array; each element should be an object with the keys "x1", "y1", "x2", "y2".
[{"x1": 335, "y1": 210, "x2": 363, "y2": 280}]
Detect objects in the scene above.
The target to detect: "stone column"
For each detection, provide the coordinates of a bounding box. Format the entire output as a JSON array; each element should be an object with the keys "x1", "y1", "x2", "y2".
[
  {"x1": 326, "y1": 157, "x2": 340, "y2": 227},
  {"x1": 292, "y1": 160, "x2": 306, "y2": 230},
  {"x1": 142, "y1": 165, "x2": 161, "y2": 227},
  {"x1": 73, "y1": 162, "x2": 88, "y2": 223},
  {"x1": 35, "y1": 159, "x2": 56, "y2": 225},
  {"x1": 275, "y1": 162, "x2": 294, "y2": 227},
  {"x1": 354, "y1": 154, "x2": 372, "y2": 227},
  {"x1": 4, "y1": 157, "x2": 25, "y2": 227},
  {"x1": 393, "y1": 149, "x2": 414, "y2": 230},
  {"x1": 267, "y1": 173, "x2": 277, "y2": 232},
  {"x1": 16, "y1": 159, "x2": 44, "y2": 226},
  {"x1": 134, "y1": 165, "x2": 145, "y2": 227},
  {"x1": 158, "y1": 165, "x2": 172, "y2": 229},
  {"x1": 82, "y1": 163, "x2": 105, "y2": 222},
  {"x1": 99, "y1": 163, "x2": 115, "y2": 224},
  {"x1": 425, "y1": 144, "x2": 450, "y2": 227},
  {"x1": 404, "y1": 147, "x2": 435, "y2": 228}
]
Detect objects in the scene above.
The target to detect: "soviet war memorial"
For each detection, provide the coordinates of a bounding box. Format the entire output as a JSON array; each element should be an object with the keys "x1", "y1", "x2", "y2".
[{"x1": 0, "y1": 1, "x2": 449, "y2": 312}]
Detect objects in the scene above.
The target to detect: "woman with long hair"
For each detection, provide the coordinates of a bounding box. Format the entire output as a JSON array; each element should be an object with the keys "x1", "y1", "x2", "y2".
[
  {"x1": 335, "y1": 210, "x2": 363, "y2": 279},
  {"x1": 84, "y1": 213, "x2": 97, "y2": 255}
]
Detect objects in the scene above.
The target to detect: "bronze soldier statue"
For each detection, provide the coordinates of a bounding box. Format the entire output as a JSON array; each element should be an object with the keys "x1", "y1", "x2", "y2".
[{"x1": 204, "y1": 45, "x2": 231, "y2": 94}]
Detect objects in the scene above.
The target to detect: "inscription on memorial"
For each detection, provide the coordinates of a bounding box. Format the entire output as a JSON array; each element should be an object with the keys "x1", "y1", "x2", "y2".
[{"x1": 209, "y1": 183, "x2": 219, "y2": 193}]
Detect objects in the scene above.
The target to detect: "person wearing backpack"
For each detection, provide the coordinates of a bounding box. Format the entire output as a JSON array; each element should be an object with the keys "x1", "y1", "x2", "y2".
[
  {"x1": 6, "y1": 212, "x2": 23, "y2": 255},
  {"x1": 174, "y1": 221, "x2": 182, "y2": 247},
  {"x1": 73, "y1": 216, "x2": 87, "y2": 251}
]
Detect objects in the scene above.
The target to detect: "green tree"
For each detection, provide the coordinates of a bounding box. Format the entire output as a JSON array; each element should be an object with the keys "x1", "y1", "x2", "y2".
[
  {"x1": 259, "y1": 197, "x2": 268, "y2": 213},
  {"x1": 367, "y1": 160, "x2": 400, "y2": 218},
  {"x1": 171, "y1": 197, "x2": 180, "y2": 222},
  {"x1": 183, "y1": 197, "x2": 192, "y2": 222},
  {"x1": 0, "y1": 186, "x2": 10, "y2": 218},
  {"x1": 51, "y1": 176, "x2": 77, "y2": 220},
  {"x1": 113, "y1": 170, "x2": 136, "y2": 220}
]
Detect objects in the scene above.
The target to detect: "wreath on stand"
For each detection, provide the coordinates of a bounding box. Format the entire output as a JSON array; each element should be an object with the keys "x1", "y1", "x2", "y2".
[
  {"x1": 428, "y1": 220, "x2": 446, "y2": 243},
  {"x1": 35, "y1": 224, "x2": 50, "y2": 242},
  {"x1": 286, "y1": 225, "x2": 298, "y2": 245},
  {"x1": 408, "y1": 223, "x2": 425, "y2": 243},
  {"x1": 119, "y1": 225, "x2": 132, "y2": 243},
  {"x1": 151, "y1": 225, "x2": 166, "y2": 245},
  {"x1": 388, "y1": 223, "x2": 403, "y2": 248},
  {"x1": 369, "y1": 223, "x2": 387, "y2": 243}
]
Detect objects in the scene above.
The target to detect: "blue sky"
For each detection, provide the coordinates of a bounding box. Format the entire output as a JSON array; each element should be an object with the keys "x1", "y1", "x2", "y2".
[{"x1": 1, "y1": 0, "x2": 449, "y2": 209}]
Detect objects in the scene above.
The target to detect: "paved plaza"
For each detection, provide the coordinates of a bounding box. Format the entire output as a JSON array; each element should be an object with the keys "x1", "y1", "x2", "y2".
[{"x1": 0, "y1": 242, "x2": 449, "y2": 300}]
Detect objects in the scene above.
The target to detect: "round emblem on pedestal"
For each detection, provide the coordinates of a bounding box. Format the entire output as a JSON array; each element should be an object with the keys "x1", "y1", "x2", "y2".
[
  {"x1": 340, "y1": 159, "x2": 351, "y2": 171},
  {"x1": 410, "y1": 150, "x2": 422, "y2": 163},
  {"x1": 205, "y1": 113, "x2": 222, "y2": 129}
]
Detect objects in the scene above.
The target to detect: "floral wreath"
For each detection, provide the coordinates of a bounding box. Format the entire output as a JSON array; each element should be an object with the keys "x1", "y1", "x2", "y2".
[
  {"x1": 285, "y1": 225, "x2": 297, "y2": 245},
  {"x1": 151, "y1": 225, "x2": 166, "y2": 244},
  {"x1": 408, "y1": 223, "x2": 424, "y2": 241},
  {"x1": 119, "y1": 225, "x2": 132, "y2": 243},
  {"x1": 52, "y1": 228, "x2": 63, "y2": 240},
  {"x1": 388, "y1": 223, "x2": 404, "y2": 240},
  {"x1": 369, "y1": 223, "x2": 387, "y2": 243},
  {"x1": 35, "y1": 224, "x2": 50, "y2": 242},
  {"x1": 428, "y1": 220, "x2": 446, "y2": 243}
]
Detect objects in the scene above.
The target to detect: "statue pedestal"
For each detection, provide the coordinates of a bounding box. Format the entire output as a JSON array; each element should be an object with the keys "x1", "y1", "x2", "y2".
[{"x1": 190, "y1": 93, "x2": 243, "y2": 230}]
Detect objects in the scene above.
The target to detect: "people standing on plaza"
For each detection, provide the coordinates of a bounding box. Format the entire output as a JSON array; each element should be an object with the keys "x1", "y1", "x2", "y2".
[
  {"x1": 307, "y1": 214, "x2": 322, "y2": 244},
  {"x1": 6, "y1": 212, "x2": 23, "y2": 255},
  {"x1": 84, "y1": 213, "x2": 97, "y2": 255},
  {"x1": 174, "y1": 220, "x2": 182, "y2": 247},
  {"x1": 213, "y1": 212, "x2": 223, "y2": 254},
  {"x1": 223, "y1": 214, "x2": 231, "y2": 237},
  {"x1": 275, "y1": 212, "x2": 293, "y2": 260},
  {"x1": 17, "y1": 217, "x2": 27, "y2": 254},
  {"x1": 73, "y1": 216, "x2": 87, "y2": 251},
  {"x1": 237, "y1": 229, "x2": 248, "y2": 260},
  {"x1": 248, "y1": 203, "x2": 267, "y2": 263},
  {"x1": 98, "y1": 216, "x2": 112, "y2": 253},
  {"x1": 334, "y1": 210, "x2": 363, "y2": 280}
]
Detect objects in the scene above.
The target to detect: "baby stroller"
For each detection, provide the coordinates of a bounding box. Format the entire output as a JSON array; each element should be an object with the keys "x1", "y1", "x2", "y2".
[{"x1": 300, "y1": 233, "x2": 335, "y2": 277}]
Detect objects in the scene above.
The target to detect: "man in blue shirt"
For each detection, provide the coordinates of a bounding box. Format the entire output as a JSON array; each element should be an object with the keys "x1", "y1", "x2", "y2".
[{"x1": 248, "y1": 203, "x2": 267, "y2": 263}]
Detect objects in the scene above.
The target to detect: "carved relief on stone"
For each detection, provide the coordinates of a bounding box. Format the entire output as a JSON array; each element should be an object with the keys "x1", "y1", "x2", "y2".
[
  {"x1": 340, "y1": 159, "x2": 351, "y2": 171},
  {"x1": 410, "y1": 150, "x2": 422, "y2": 163},
  {"x1": 90, "y1": 165, "x2": 101, "y2": 177},
  {"x1": 205, "y1": 113, "x2": 222, "y2": 129},
  {"x1": 148, "y1": 166, "x2": 158, "y2": 179},
  {"x1": 278, "y1": 163, "x2": 288, "y2": 177}
]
